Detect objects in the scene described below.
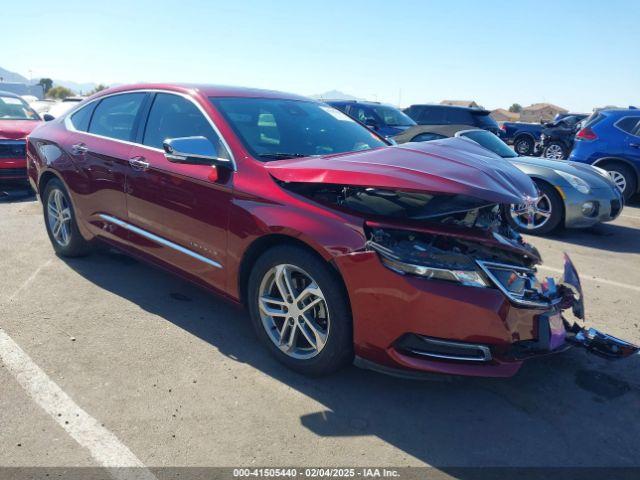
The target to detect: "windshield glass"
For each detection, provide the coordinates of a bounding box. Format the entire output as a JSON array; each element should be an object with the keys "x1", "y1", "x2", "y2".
[
  {"x1": 211, "y1": 98, "x2": 387, "y2": 160},
  {"x1": 371, "y1": 105, "x2": 416, "y2": 127},
  {"x1": 459, "y1": 130, "x2": 518, "y2": 158},
  {"x1": 0, "y1": 96, "x2": 40, "y2": 120}
]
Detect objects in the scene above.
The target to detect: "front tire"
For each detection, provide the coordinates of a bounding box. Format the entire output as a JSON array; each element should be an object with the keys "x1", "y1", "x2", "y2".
[
  {"x1": 504, "y1": 181, "x2": 563, "y2": 235},
  {"x1": 543, "y1": 142, "x2": 567, "y2": 160},
  {"x1": 247, "y1": 245, "x2": 353, "y2": 376},
  {"x1": 42, "y1": 179, "x2": 92, "y2": 257}
]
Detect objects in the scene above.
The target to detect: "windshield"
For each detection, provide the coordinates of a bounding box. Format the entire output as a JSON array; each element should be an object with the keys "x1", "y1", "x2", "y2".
[
  {"x1": 0, "y1": 96, "x2": 40, "y2": 121},
  {"x1": 211, "y1": 98, "x2": 387, "y2": 160},
  {"x1": 371, "y1": 105, "x2": 416, "y2": 127},
  {"x1": 459, "y1": 130, "x2": 518, "y2": 158}
]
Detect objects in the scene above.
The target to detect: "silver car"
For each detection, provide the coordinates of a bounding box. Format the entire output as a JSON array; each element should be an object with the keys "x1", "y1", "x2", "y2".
[{"x1": 393, "y1": 125, "x2": 623, "y2": 234}]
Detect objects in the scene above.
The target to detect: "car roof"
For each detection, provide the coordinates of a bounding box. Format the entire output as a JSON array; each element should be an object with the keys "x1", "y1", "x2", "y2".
[
  {"x1": 601, "y1": 108, "x2": 640, "y2": 117},
  {"x1": 325, "y1": 100, "x2": 387, "y2": 106},
  {"x1": 0, "y1": 90, "x2": 23, "y2": 99},
  {"x1": 406, "y1": 104, "x2": 491, "y2": 114},
  {"x1": 90, "y1": 83, "x2": 312, "y2": 102}
]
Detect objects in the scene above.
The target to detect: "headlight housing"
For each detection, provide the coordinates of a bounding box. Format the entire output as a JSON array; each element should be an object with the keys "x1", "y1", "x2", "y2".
[
  {"x1": 476, "y1": 261, "x2": 550, "y2": 307},
  {"x1": 555, "y1": 170, "x2": 591, "y2": 194},
  {"x1": 378, "y1": 254, "x2": 488, "y2": 288}
]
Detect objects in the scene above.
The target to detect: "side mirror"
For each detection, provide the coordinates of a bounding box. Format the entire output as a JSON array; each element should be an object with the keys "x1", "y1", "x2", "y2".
[
  {"x1": 163, "y1": 136, "x2": 232, "y2": 168},
  {"x1": 43, "y1": 114, "x2": 55, "y2": 122},
  {"x1": 364, "y1": 118, "x2": 379, "y2": 130}
]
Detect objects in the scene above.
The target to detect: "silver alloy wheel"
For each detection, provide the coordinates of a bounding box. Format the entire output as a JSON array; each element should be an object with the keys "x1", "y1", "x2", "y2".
[
  {"x1": 544, "y1": 144, "x2": 564, "y2": 159},
  {"x1": 609, "y1": 170, "x2": 627, "y2": 193},
  {"x1": 258, "y1": 264, "x2": 330, "y2": 360},
  {"x1": 509, "y1": 193, "x2": 553, "y2": 230},
  {"x1": 515, "y1": 139, "x2": 530, "y2": 154},
  {"x1": 47, "y1": 189, "x2": 72, "y2": 247}
]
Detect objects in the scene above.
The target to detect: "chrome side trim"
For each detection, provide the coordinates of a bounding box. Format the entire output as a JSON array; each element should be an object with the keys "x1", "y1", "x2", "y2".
[
  {"x1": 63, "y1": 89, "x2": 237, "y2": 171},
  {"x1": 99, "y1": 214, "x2": 222, "y2": 269}
]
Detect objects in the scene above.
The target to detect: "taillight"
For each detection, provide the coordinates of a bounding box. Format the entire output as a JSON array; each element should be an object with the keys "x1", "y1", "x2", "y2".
[
  {"x1": 500, "y1": 124, "x2": 507, "y2": 131},
  {"x1": 576, "y1": 127, "x2": 597, "y2": 141}
]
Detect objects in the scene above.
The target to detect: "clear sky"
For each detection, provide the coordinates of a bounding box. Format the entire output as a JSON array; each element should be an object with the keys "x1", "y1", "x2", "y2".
[{"x1": 4, "y1": 0, "x2": 639, "y2": 111}]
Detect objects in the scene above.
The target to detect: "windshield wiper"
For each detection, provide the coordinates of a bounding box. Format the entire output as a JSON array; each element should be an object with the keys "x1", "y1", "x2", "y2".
[{"x1": 258, "y1": 153, "x2": 308, "y2": 160}]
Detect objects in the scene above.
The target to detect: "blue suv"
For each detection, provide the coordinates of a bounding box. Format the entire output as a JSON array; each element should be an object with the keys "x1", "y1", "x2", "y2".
[
  {"x1": 325, "y1": 100, "x2": 416, "y2": 139},
  {"x1": 570, "y1": 109, "x2": 640, "y2": 201}
]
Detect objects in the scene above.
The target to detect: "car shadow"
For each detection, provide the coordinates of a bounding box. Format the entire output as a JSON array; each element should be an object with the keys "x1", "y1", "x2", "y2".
[
  {"x1": 62, "y1": 249, "x2": 640, "y2": 472},
  {"x1": 0, "y1": 184, "x2": 36, "y2": 203},
  {"x1": 542, "y1": 222, "x2": 640, "y2": 254}
]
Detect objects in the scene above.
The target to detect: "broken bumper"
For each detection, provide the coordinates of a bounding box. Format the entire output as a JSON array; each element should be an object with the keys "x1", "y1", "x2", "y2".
[{"x1": 336, "y1": 252, "x2": 638, "y2": 378}]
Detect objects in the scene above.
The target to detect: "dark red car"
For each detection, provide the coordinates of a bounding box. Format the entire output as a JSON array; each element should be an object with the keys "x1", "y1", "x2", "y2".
[
  {"x1": 1, "y1": 91, "x2": 42, "y2": 184},
  {"x1": 26, "y1": 84, "x2": 637, "y2": 377}
]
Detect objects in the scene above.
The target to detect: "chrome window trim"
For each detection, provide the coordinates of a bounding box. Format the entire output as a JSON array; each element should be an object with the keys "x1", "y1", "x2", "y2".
[
  {"x1": 613, "y1": 116, "x2": 640, "y2": 136},
  {"x1": 99, "y1": 214, "x2": 222, "y2": 269},
  {"x1": 63, "y1": 89, "x2": 237, "y2": 171}
]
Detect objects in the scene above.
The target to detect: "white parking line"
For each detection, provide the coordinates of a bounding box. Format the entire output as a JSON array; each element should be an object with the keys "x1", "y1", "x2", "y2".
[
  {"x1": 620, "y1": 214, "x2": 640, "y2": 220},
  {"x1": 7, "y1": 259, "x2": 52, "y2": 301},
  {"x1": 0, "y1": 327, "x2": 158, "y2": 480},
  {"x1": 539, "y1": 265, "x2": 640, "y2": 293}
]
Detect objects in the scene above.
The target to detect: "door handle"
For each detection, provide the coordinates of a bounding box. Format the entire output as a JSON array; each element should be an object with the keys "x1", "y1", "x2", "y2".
[
  {"x1": 629, "y1": 143, "x2": 640, "y2": 148},
  {"x1": 71, "y1": 143, "x2": 88, "y2": 155},
  {"x1": 129, "y1": 156, "x2": 150, "y2": 171}
]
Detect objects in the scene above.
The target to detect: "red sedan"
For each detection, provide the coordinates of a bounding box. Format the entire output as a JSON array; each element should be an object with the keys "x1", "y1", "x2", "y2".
[
  {"x1": 26, "y1": 84, "x2": 637, "y2": 377},
  {"x1": 0, "y1": 91, "x2": 42, "y2": 184}
]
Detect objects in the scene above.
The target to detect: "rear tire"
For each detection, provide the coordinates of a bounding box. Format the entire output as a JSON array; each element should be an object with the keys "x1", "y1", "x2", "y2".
[
  {"x1": 602, "y1": 162, "x2": 637, "y2": 202},
  {"x1": 42, "y1": 179, "x2": 92, "y2": 257},
  {"x1": 247, "y1": 245, "x2": 353, "y2": 376},
  {"x1": 514, "y1": 136, "x2": 534, "y2": 156}
]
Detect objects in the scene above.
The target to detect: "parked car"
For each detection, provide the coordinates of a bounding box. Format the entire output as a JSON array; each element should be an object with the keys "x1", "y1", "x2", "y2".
[
  {"x1": 403, "y1": 104, "x2": 500, "y2": 135},
  {"x1": 0, "y1": 91, "x2": 42, "y2": 185},
  {"x1": 43, "y1": 96, "x2": 85, "y2": 120},
  {"x1": 554, "y1": 112, "x2": 589, "y2": 124},
  {"x1": 498, "y1": 122, "x2": 543, "y2": 156},
  {"x1": 394, "y1": 125, "x2": 623, "y2": 234},
  {"x1": 29, "y1": 99, "x2": 57, "y2": 117},
  {"x1": 540, "y1": 115, "x2": 584, "y2": 159},
  {"x1": 325, "y1": 100, "x2": 416, "y2": 139},
  {"x1": 27, "y1": 84, "x2": 636, "y2": 378},
  {"x1": 569, "y1": 108, "x2": 640, "y2": 201}
]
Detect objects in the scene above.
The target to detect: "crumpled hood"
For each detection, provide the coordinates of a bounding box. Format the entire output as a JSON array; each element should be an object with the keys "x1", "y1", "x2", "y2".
[
  {"x1": 266, "y1": 137, "x2": 538, "y2": 205},
  {"x1": 0, "y1": 120, "x2": 42, "y2": 140}
]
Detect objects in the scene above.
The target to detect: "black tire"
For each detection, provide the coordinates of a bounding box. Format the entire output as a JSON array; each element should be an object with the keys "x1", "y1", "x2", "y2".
[
  {"x1": 602, "y1": 162, "x2": 637, "y2": 203},
  {"x1": 543, "y1": 141, "x2": 568, "y2": 160},
  {"x1": 42, "y1": 179, "x2": 92, "y2": 257},
  {"x1": 247, "y1": 245, "x2": 353, "y2": 376},
  {"x1": 513, "y1": 136, "x2": 535, "y2": 156},
  {"x1": 504, "y1": 180, "x2": 563, "y2": 235}
]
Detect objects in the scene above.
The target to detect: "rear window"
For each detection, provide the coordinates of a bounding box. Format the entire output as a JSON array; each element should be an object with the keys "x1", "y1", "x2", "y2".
[
  {"x1": 615, "y1": 116, "x2": 640, "y2": 134},
  {"x1": 473, "y1": 113, "x2": 499, "y2": 129}
]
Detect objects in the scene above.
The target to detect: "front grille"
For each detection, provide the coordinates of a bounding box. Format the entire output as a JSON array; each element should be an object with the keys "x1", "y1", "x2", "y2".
[
  {"x1": 0, "y1": 140, "x2": 26, "y2": 159},
  {"x1": 0, "y1": 168, "x2": 27, "y2": 178},
  {"x1": 610, "y1": 199, "x2": 622, "y2": 218}
]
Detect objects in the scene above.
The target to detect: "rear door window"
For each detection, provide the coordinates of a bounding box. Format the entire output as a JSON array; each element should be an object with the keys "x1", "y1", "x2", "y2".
[
  {"x1": 418, "y1": 107, "x2": 446, "y2": 125},
  {"x1": 616, "y1": 116, "x2": 640, "y2": 134},
  {"x1": 443, "y1": 108, "x2": 473, "y2": 125},
  {"x1": 88, "y1": 93, "x2": 146, "y2": 141},
  {"x1": 69, "y1": 104, "x2": 95, "y2": 132}
]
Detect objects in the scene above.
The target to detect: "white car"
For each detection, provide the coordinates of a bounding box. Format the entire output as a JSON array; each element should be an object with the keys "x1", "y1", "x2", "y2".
[{"x1": 43, "y1": 97, "x2": 85, "y2": 119}]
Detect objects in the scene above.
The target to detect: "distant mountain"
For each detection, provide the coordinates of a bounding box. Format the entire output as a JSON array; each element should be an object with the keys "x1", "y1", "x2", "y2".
[
  {"x1": 310, "y1": 90, "x2": 363, "y2": 101},
  {"x1": 0, "y1": 66, "x2": 28, "y2": 83},
  {"x1": 51, "y1": 79, "x2": 98, "y2": 95}
]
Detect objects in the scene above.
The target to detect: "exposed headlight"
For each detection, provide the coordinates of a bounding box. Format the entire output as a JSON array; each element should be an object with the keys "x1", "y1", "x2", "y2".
[
  {"x1": 476, "y1": 261, "x2": 550, "y2": 308},
  {"x1": 555, "y1": 170, "x2": 591, "y2": 194},
  {"x1": 377, "y1": 252, "x2": 489, "y2": 288}
]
